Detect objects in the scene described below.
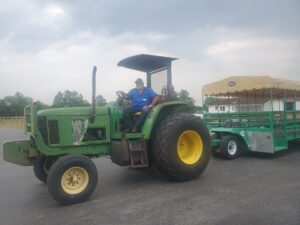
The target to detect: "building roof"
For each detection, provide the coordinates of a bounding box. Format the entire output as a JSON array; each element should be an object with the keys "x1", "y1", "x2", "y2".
[
  {"x1": 205, "y1": 96, "x2": 300, "y2": 106},
  {"x1": 202, "y1": 76, "x2": 300, "y2": 97}
]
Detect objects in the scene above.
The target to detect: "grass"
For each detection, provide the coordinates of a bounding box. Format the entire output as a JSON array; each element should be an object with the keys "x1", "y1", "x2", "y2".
[{"x1": 0, "y1": 117, "x2": 24, "y2": 128}]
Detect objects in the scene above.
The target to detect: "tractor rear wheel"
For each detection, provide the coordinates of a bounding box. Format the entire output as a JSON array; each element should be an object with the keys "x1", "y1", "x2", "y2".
[
  {"x1": 33, "y1": 155, "x2": 54, "y2": 184},
  {"x1": 47, "y1": 154, "x2": 98, "y2": 205},
  {"x1": 219, "y1": 135, "x2": 240, "y2": 159},
  {"x1": 151, "y1": 113, "x2": 211, "y2": 181}
]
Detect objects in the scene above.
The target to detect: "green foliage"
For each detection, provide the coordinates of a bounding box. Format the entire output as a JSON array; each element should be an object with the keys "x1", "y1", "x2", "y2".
[
  {"x1": 35, "y1": 101, "x2": 50, "y2": 110},
  {"x1": 194, "y1": 105, "x2": 204, "y2": 113},
  {"x1": 95, "y1": 95, "x2": 107, "y2": 106},
  {"x1": 0, "y1": 92, "x2": 33, "y2": 116},
  {"x1": 52, "y1": 90, "x2": 89, "y2": 108},
  {"x1": 202, "y1": 97, "x2": 218, "y2": 112},
  {"x1": 204, "y1": 96, "x2": 218, "y2": 105},
  {"x1": 172, "y1": 89, "x2": 195, "y2": 107}
]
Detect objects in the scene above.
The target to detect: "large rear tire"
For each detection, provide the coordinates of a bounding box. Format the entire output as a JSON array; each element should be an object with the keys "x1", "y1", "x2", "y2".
[
  {"x1": 47, "y1": 154, "x2": 98, "y2": 205},
  {"x1": 151, "y1": 113, "x2": 211, "y2": 181}
]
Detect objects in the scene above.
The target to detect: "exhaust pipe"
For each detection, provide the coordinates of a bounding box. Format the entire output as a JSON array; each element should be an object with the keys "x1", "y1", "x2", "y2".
[{"x1": 91, "y1": 66, "x2": 97, "y2": 123}]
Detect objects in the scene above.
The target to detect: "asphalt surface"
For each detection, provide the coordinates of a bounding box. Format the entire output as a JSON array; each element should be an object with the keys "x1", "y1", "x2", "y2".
[{"x1": 0, "y1": 128, "x2": 300, "y2": 225}]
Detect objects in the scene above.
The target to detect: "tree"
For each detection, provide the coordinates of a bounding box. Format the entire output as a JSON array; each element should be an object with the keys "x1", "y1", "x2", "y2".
[
  {"x1": 0, "y1": 99, "x2": 8, "y2": 116},
  {"x1": 95, "y1": 95, "x2": 107, "y2": 106},
  {"x1": 0, "y1": 92, "x2": 33, "y2": 116},
  {"x1": 52, "y1": 91, "x2": 64, "y2": 108},
  {"x1": 52, "y1": 90, "x2": 89, "y2": 108},
  {"x1": 177, "y1": 89, "x2": 195, "y2": 106},
  {"x1": 35, "y1": 101, "x2": 50, "y2": 110}
]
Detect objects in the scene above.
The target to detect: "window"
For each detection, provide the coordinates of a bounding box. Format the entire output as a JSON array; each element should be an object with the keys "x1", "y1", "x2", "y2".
[
  {"x1": 220, "y1": 106, "x2": 225, "y2": 111},
  {"x1": 285, "y1": 102, "x2": 295, "y2": 110}
]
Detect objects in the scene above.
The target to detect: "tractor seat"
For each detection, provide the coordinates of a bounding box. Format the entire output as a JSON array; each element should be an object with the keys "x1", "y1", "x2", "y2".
[{"x1": 134, "y1": 112, "x2": 142, "y2": 116}]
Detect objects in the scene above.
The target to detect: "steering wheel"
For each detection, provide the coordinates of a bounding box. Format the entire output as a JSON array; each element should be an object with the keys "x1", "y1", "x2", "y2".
[
  {"x1": 116, "y1": 91, "x2": 130, "y2": 107},
  {"x1": 116, "y1": 91, "x2": 128, "y2": 99}
]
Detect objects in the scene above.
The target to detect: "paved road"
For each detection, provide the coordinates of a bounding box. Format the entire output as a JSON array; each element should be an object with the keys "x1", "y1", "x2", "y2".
[{"x1": 0, "y1": 128, "x2": 300, "y2": 225}]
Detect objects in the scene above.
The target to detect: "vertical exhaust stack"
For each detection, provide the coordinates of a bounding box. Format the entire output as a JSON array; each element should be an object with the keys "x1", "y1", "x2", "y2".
[{"x1": 91, "y1": 66, "x2": 97, "y2": 123}]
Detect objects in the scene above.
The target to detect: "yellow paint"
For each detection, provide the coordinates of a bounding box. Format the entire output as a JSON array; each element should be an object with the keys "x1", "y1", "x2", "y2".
[
  {"x1": 61, "y1": 167, "x2": 89, "y2": 195},
  {"x1": 177, "y1": 130, "x2": 203, "y2": 165},
  {"x1": 202, "y1": 76, "x2": 300, "y2": 96}
]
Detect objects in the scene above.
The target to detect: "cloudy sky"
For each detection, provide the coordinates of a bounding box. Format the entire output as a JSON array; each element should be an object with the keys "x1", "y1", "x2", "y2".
[{"x1": 0, "y1": 0, "x2": 299, "y2": 105}]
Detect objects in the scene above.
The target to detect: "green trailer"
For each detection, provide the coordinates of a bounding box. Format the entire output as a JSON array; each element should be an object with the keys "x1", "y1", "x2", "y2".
[
  {"x1": 3, "y1": 54, "x2": 211, "y2": 204},
  {"x1": 202, "y1": 76, "x2": 300, "y2": 159}
]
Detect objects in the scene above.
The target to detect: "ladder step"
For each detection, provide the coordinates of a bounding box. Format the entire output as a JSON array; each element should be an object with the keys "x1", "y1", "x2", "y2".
[{"x1": 128, "y1": 140, "x2": 149, "y2": 168}]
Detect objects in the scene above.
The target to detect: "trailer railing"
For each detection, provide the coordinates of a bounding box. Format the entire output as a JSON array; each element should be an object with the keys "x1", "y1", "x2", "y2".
[
  {"x1": 204, "y1": 110, "x2": 300, "y2": 139},
  {"x1": 203, "y1": 111, "x2": 273, "y2": 129}
]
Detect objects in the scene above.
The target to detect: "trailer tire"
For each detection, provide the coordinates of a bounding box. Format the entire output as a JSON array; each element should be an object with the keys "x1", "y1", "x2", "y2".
[
  {"x1": 151, "y1": 113, "x2": 211, "y2": 182},
  {"x1": 220, "y1": 135, "x2": 240, "y2": 159},
  {"x1": 33, "y1": 155, "x2": 54, "y2": 184},
  {"x1": 47, "y1": 154, "x2": 98, "y2": 205}
]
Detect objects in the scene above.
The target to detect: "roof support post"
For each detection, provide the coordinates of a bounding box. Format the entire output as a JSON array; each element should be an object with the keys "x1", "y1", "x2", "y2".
[
  {"x1": 147, "y1": 72, "x2": 151, "y2": 88},
  {"x1": 270, "y1": 88, "x2": 273, "y2": 112},
  {"x1": 283, "y1": 89, "x2": 287, "y2": 135},
  {"x1": 237, "y1": 93, "x2": 240, "y2": 112},
  {"x1": 246, "y1": 91, "x2": 249, "y2": 112},
  {"x1": 167, "y1": 61, "x2": 172, "y2": 88},
  {"x1": 254, "y1": 90, "x2": 257, "y2": 112},
  {"x1": 227, "y1": 93, "x2": 230, "y2": 112}
]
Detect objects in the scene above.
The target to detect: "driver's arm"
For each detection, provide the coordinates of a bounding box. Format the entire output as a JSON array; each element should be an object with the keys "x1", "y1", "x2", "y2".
[{"x1": 149, "y1": 96, "x2": 159, "y2": 108}]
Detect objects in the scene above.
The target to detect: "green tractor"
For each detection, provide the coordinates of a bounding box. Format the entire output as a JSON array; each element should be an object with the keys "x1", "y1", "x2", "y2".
[{"x1": 3, "y1": 54, "x2": 211, "y2": 205}]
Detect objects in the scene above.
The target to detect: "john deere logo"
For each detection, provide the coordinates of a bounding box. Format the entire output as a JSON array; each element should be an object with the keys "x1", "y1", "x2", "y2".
[{"x1": 228, "y1": 80, "x2": 236, "y2": 87}]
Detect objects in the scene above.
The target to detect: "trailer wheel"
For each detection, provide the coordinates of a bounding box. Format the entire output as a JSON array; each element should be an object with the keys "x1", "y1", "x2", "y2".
[
  {"x1": 151, "y1": 113, "x2": 211, "y2": 181},
  {"x1": 47, "y1": 155, "x2": 98, "y2": 205},
  {"x1": 220, "y1": 135, "x2": 240, "y2": 159},
  {"x1": 33, "y1": 155, "x2": 54, "y2": 184}
]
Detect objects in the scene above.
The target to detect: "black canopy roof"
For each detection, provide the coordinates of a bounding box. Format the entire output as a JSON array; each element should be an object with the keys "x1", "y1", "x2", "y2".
[{"x1": 117, "y1": 54, "x2": 177, "y2": 73}]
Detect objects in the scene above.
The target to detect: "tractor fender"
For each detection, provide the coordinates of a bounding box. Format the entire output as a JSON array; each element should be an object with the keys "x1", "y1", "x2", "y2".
[{"x1": 141, "y1": 101, "x2": 189, "y2": 140}]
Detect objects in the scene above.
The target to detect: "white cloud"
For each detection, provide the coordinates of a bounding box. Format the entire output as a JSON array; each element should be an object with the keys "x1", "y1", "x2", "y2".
[
  {"x1": 0, "y1": 0, "x2": 299, "y2": 107},
  {"x1": 0, "y1": 30, "x2": 170, "y2": 104},
  {"x1": 207, "y1": 40, "x2": 253, "y2": 56}
]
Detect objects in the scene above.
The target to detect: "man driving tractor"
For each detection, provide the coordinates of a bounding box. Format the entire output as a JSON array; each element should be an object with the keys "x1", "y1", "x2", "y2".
[{"x1": 123, "y1": 78, "x2": 159, "y2": 133}]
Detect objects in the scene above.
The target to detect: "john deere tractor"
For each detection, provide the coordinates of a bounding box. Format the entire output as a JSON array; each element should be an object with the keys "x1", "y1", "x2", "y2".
[{"x1": 3, "y1": 54, "x2": 211, "y2": 205}]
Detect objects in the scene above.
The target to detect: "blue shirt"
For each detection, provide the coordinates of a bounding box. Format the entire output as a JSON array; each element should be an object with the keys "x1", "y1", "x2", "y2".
[{"x1": 128, "y1": 87, "x2": 157, "y2": 110}]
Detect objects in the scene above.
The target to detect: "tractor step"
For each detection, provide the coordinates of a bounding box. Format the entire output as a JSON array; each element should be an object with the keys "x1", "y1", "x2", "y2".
[{"x1": 128, "y1": 140, "x2": 149, "y2": 168}]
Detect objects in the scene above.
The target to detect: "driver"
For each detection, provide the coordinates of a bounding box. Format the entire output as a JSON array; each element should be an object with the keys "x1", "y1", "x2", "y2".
[{"x1": 123, "y1": 78, "x2": 159, "y2": 133}]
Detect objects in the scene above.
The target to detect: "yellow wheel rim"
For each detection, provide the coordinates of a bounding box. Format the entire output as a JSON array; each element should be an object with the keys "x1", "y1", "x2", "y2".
[
  {"x1": 177, "y1": 130, "x2": 203, "y2": 165},
  {"x1": 61, "y1": 167, "x2": 89, "y2": 195}
]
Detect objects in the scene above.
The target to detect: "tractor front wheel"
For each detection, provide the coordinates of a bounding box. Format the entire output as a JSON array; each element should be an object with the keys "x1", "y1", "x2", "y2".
[
  {"x1": 47, "y1": 154, "x2": 98, "y2": 205},
  {"x1": 151, "y1": 113, "x2": 211, "y2": 181},
  {"x1": 33, "y1": 155, "x2": 55, "y2": 184}
]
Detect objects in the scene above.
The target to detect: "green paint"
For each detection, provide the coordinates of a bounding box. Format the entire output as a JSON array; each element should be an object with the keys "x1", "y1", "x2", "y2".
[{"x1": 4, "y1": 101, "x2": 188, "y2": 166}]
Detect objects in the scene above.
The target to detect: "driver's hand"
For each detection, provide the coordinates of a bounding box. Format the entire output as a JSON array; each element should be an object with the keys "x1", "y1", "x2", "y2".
[
  {"x1": 116, "y1": 90, "x2": 124, "y2": 95},
  {"x1": 143, "y1": 104, "x2": 153, "y2": 110}
]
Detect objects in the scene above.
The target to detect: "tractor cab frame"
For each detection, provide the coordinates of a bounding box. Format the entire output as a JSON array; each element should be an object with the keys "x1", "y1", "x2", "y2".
[{"x1": 118, "y1": 54, "x2": 177, "y2": 90}]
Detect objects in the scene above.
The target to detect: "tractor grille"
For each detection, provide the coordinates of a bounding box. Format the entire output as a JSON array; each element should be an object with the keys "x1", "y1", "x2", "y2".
[
  {"x1": 37, "y1": 116, "x2": 49, "y2": 145},
  {"x1": 48, "y1": 120, "x2": 60, "y2": 144}
]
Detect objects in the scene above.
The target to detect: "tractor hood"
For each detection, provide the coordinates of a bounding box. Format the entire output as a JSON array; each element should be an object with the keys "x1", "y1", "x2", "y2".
[{"x1": 38, "y1": 106, "x2": 109, "y2": 116}]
